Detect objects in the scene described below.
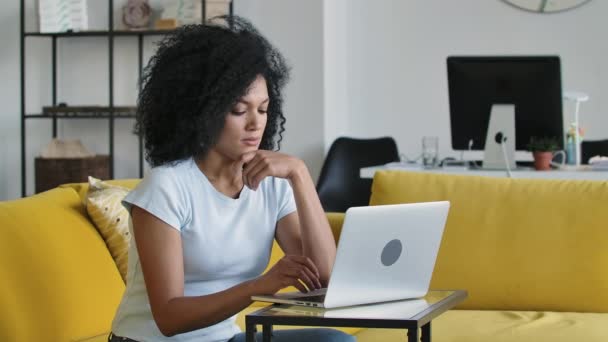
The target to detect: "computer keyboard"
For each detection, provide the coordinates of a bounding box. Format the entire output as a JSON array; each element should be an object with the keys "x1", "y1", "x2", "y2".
[{"x1": 296, "y1": 294, "x2": 326, "y2": 303}]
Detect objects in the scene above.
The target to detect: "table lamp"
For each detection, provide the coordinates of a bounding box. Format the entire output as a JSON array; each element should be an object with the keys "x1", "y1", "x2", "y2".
[{"x1": 563, "y1": 91, "x2": 589, "y2": 166}]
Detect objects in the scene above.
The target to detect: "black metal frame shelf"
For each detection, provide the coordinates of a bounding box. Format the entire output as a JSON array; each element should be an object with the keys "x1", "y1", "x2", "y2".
[
  {"x1": 42, "y1": 105, "x2": 137, "y2": 116},
  {"x1": 24, "y1": 29, "x2": 182, "y2": 37},
  {"x1": 20, "y1": 0, "x2": 232, "y2": 197},
  {"x1": 25, "y1": 115, "x2": 137, "y2": 119}
]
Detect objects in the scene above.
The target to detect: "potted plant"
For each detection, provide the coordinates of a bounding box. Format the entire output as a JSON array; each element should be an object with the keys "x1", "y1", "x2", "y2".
[{"x1": 527, "y1": 136, "x2": 560, "y2": 170}]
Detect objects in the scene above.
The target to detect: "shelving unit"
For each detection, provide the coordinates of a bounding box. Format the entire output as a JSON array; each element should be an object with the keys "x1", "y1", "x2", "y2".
[{"x1": 19, "y1": 0, "x2": 233, "y2": 197}]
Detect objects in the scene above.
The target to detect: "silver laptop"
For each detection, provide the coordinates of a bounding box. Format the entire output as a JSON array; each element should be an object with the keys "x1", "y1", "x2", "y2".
[{"x1": 251, "y1": 201, "x2": 450, "y2": 309}]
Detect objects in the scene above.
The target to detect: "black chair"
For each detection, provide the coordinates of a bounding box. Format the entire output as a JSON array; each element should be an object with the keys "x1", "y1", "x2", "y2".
[
  {"x1": 582, "y1": 139, "x2": 608, "y2": 164},
  {"x1": 316, "y1": 137, "x2": 400, "y2": 212}
]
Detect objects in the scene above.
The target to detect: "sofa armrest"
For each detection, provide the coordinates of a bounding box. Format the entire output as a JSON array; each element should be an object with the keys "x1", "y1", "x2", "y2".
[{"x1": 326, "y1": 212, "x2": 346, "y2": 243}]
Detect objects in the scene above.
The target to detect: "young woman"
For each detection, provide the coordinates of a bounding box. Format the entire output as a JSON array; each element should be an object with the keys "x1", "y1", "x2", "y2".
[{"x1": 109, "y1": 16, "x2": 355, "y2": 342}]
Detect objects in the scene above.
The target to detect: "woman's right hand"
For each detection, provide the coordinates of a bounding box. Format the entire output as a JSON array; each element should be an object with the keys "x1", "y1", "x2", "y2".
[{"x1": 254, "y1": 255, "x2": 323, "y2": 294}]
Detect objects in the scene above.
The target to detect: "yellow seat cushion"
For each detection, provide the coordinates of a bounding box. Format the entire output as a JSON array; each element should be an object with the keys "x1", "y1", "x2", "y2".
[
  {"x1": 354, "y1": 309, "x2": 608, "y2": 342},
  {"x1": 369, "y1": 171, "x2": 608, "y2": 312},
  {"x1": 0, "y1": 187, "x2": 125, "y2": 342},
  {"x1": 86, "y1": 177, "x2": 132, "y2": 282}
]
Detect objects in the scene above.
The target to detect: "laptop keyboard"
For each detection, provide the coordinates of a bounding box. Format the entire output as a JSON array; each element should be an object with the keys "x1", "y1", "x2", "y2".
[{"x1": 297, "y1": 294, "x2": 326, "y2": 303}]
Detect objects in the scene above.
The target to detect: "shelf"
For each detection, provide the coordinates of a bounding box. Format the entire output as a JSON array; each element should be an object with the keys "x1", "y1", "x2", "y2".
[
  {"x1": 25, "y1": 114, "x2": 136, "y2": 119},
  {"x1": 20, "y1": 0, "x2": 227, "y2": 196},
  {"x1": 25, "y1": 105, "x2": 137, "y2": 119},
  {"x1": 24, "y1": 29, "x2": 179, "y2": 37}
]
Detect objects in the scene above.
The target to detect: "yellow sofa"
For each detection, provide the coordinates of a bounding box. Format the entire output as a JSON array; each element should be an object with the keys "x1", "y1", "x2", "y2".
[
  {"x1": 0, "y1": 179, "x2": 355, "y2": 342},
  {"x1": 354, "y1": 170, "x2": 608, "y2": 342},
  {"x1": 1, "y1": 171, "x2": 608, "y2": 341}
]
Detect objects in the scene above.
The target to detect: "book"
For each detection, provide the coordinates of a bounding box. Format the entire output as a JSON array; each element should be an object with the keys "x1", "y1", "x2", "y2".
[{"x1": 38, "y1": 0, "x2": 88, "y2": 33}]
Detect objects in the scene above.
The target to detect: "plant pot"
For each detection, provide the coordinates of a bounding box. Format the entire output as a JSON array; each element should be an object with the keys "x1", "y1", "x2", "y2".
[{"x1": 533, "y1": 151, "x2": 553, "y2": 170}]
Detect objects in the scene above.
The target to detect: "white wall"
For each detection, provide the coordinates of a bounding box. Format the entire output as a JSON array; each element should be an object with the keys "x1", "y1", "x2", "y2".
[
  {"x1": 323, "y1": 0, "x2": 349, "y2": 153},
  {"x1": 1, "y1": 0, "x2": 607, "y2": 200},
  {"x1": 345, "y1": 0, "x2": 607, "y2": 162},
  {"x1": 0, "y1": 0, "x2": 20, "y2": 200},
  {"x1": 235, "y1": 0, "x2": 326, "y2": 183}
]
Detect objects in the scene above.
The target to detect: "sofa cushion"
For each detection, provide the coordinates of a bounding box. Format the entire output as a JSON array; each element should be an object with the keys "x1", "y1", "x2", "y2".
[
  {"x1": 62, "y1": 178, "x2": 141, "y2": 203},
  {"x1": 354, "y1": 309, "x2": 608, "y2": 342},
  {"x1": 0, "y1": 187, "x2": 125, "y2": 342},
  {"x1": 369, "y1": 171, "x2": 608, "y2": 312},
  {"x1": 86, "y1": 177, "x2": 132, "y2": 283}
]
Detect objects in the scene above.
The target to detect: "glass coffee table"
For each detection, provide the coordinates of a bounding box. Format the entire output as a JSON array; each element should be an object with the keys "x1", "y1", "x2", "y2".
[{"x1": 245, "y1": 290, "x2": 467, "y2": 342}]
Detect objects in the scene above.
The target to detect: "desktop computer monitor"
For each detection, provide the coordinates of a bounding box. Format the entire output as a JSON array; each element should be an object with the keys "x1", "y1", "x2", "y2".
[{"x1": 447, "y1": 56, "x2": 564, "y2": 157}]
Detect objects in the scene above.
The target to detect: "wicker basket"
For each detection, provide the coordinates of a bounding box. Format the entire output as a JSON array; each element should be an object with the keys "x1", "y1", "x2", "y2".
[{"x1": 35, "y1": 155, "x2": 110, "y2": 193}]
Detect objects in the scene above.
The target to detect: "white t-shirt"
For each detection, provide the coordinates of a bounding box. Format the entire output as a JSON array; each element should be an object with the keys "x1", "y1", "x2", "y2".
[{"x1": 111, "y1": 157, "x2": 297, "y2": 341}]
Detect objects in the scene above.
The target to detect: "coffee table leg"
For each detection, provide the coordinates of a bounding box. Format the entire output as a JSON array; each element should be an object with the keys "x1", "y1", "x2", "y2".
[
  {"x1": 421, "y1": 322, "x2": 431, "y2": 342},
  {"x1": 407, "y1": 327, "x2": 419, "y2": 342},
  {"x1": 245, "y1": 318, "x2": 256, "y2": 342},
  {"x1": 262, "y1": 324, "x2": 273, "y2": 342}
]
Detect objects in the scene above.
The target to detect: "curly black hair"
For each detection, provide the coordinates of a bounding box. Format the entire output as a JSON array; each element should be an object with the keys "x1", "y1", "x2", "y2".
[{"x1": 135, "y1": 16, "x2": 290, "y2": 167}]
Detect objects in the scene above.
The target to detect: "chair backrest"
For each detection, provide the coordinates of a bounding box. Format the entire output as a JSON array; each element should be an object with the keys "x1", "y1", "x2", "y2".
[
  {"x1": 581, "y1": 139, "x2": 608, "y2": 164},
  {"x1": 316, "y1": 137, "x2": 399, "y2": 212}
]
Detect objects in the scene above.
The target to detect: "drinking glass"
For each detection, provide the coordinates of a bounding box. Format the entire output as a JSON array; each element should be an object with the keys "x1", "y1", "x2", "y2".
[{"x1": 422, "y1": 136, "x2": 439, "y2": 168}]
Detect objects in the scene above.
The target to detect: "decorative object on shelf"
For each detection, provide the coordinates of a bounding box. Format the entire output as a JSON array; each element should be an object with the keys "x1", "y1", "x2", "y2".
[
  {"x1": 35, "y1": 139, "x2": 110, "y2": 193},
  {"x1": 161, "y1": 0, "x2": 202, "y2": 26},
  {"x1": 35, "y1": 155, "x2": 110, "y2": 193},
  {"x1": 42, "y1": 104, "x2": 137, "y2": 117},
  {"x1": 154, "y1": 18, "x2": 178, "y2": 30},
  {"x1": 205, "y1": 0, "x2": 232, "y2": 20},
  {"x1": 122, "y1": 0, "x2": 152, "y2": 29},
  {"x1": 527, "y1": 136, "x2": 563, "y2": 170},
  {"x1": 38, "y1": 0, "x2": 89, "y2": 33},
  {"x1": 40, "y1": 138, "x2": 94, "y2": 158},
  {"x1": 563, "y1": 91, "x2": 589, "y2": 166},
  {"x1": 502, "y1": 0, "x2": 592, "y2": 13},
  {"x1": 160, "y1": 0, "x2": 231, "y2": 26}
]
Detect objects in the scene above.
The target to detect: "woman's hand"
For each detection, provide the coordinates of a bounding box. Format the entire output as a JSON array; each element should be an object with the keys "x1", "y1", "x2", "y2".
[
  {"x1": 241, "y1": 150, "x2": 305, "y2": 190},
  {"x1": 253, "y1": 255, "x2": 323, "y2": 295}
]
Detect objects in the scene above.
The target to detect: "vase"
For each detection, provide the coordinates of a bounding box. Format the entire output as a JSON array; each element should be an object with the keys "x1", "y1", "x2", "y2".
[
  {"x1": 533, "y1": 151, "x2": 553, "y2": 170},
  {"x1": 566, "y1": 139, "x2": 576, "y2": 165}
]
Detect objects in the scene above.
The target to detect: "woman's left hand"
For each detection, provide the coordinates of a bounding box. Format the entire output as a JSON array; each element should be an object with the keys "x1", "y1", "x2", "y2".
[{"x1": 241, "y1": 150, "x2": 304, "y2": 190}]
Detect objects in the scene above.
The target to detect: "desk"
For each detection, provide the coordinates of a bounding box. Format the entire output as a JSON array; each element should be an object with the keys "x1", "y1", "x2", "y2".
[
  {"x1": 246, "y1": 290, "x2": 467, "y2": 342},
  {"x1": 360, "y1": 163, "x2": 608, "y2": 180}
]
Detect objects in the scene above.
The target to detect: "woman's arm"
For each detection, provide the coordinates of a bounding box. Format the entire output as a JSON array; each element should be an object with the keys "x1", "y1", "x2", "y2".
[
  {"x1": 277, "y1": 163, "x2": 337, "y2": 286},
  {"x1": 132, "y1": 205, "x2": 320, "y2": 337},
  {"x1": 242, "y1": 151, "x2": 337, "y2": 286},
  {"x1": 131, "y1": 206, "x2": 258, "y2": 336}
]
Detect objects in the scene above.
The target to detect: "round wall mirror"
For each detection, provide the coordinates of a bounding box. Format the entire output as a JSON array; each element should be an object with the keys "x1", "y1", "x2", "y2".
[{"x1": 503, "y1": 0, "x2": 592, "y2": 13}]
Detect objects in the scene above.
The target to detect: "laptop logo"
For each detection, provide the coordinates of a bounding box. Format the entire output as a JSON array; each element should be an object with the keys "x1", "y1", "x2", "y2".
[{"x1": 381, "y1": 239, "x2": 403, "y2": 266}]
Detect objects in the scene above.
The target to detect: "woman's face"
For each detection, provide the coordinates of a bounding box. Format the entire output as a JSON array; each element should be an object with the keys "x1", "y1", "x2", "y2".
[{"x1": 213, "y1": 75, "x2": 269, "y2": 161}]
